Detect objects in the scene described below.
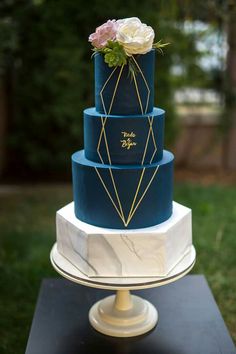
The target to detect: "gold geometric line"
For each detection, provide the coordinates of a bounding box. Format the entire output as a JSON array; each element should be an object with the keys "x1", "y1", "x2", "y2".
[
  {"x1": 98, "y1": 65, "x2": 124, "y2": 167},
  {"x1": 100, "y1": 65, "x2": 124, "y2": 116},
  {"x1": 150, "y1": 147, "x2": 157, "y2": 164},
  {"x1": 96, "y1": 66, "x2": 127, "y2": 224},
  {"x1": 94, "y1": 167, "x2": 124, "y2": 223},
  {"x1": 148, "y1": 116, "x2": 157, "y2": 163},
  {"x1": 131, "y1": 55, "x2": 150, "y2": 90},
  {"x1": 109, "y1": 168, "x2": 125, "y2": 222},
  {"x1": 100, "y1": 66, "x2": 118, "y2": 116},
  {"x1": 100, "y1": 93, "x2": 107, "y2": 116},
  {"x1": 96, "y1": 116, "x2": 107, "y2": 164},
  {"x1": 97, "y1": 150, "x2": 104, "y2": 165},
  {"x1": 131, "y1": 55, "x2": 150, "y2": 114},
  {"x1": 101, "y1": 117, "x2": 112, "y2": 165},
  {"x1": 100, "y1": 66, "x2": 118, "y2": 95},
  {"x1": 125, "y1": 168, "x2": 146, "y2": 226},
  {"x1": 96, "y1": 66, "x2": 127, "y2": 223},
  {"x1": 95, "y1": 59, "x2": 158, "y2": 227},
  {"x1": 145, "y1": 89, "x2": 150, "y2": 114},
  {"x1": 97, "y1": 119, "x2": 124, "y2": 220},
  {"x1": 132, "y1": 71, "x2": 144, "y2": 115},
  {"x1": 126, "y1": 165, "x2": 160, "y2": 226},
  {"x1": 148, "y1": 116, "x2": 156, "y2": 147},
  {"x1": 107, "y1": 64, "x2": 124, "y2": 115},
  {"x1": 141, "y1": 116, "x2": 152, "y2": 165}
]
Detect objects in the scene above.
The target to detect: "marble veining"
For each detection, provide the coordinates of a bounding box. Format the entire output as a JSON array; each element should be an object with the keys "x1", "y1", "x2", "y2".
[
  {"x1": 57, "y1": 216, "x2": 98, "y2": 276},
  {"x1": 89, "y1": 235, "x2": 123, "y2": 276},
  {"x1": 56, "y1": 201, "x2": 192, "y2": 277},
  {"x1": 120, "y1": 234, "x2": 142, "y2": 261}
]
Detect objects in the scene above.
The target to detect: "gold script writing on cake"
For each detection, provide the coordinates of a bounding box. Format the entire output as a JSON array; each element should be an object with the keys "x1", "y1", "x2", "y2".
[{"x1": 120, "y1": 131, "x2": 137, "y2": 150}]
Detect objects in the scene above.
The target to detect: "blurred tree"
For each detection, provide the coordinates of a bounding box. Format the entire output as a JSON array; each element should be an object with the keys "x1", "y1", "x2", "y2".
[
  {"x1": 0, "y1": 0, "x2": 210, "y2": 178},
  {"x1": 0, "y1": 3, "x2": 17, "y2": 176},
  {"x1": 222, "y1": 0, "x2": 236, "y2": 169},
  {"x1": 177, "y1": 0, "x2": 236, "y2": 169}
]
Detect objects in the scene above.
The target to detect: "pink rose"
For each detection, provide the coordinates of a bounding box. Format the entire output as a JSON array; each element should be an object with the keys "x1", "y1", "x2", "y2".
[{"x1": 88, "y1": 20, "x2": 118, "y2": 48}]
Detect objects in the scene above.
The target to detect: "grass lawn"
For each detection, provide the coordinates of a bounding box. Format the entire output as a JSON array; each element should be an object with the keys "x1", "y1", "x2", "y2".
[{"x1": 0, "y1": 182, "x2": 235, "y2": 353}]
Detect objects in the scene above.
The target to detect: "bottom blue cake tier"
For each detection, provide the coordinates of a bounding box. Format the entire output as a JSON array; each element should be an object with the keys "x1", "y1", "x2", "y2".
[{"x1": 72, "y1": 150, "x2": 174, "y2": 229}]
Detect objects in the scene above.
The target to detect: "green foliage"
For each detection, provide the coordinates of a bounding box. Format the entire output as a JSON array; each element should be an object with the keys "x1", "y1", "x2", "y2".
[
  {"x1": 0, "y1": 0, "x2": 210, "y2": 175},
  {"x1": 100, "y1": 41, "x2": 127, "y2": 67},
  {"x1": 152, "y1": 40, "x2": 170, "y2": 54}
]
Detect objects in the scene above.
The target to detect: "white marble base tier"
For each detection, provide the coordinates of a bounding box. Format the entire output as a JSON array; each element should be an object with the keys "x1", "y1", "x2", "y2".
[{"x1": 56, "y1": 202, "x2": 192, "y2": 278}]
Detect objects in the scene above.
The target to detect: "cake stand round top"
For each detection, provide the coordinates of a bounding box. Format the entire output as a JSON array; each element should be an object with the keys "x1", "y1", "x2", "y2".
[{"x1": 50, "y1": 243, "x2": 196, "y2": 290}]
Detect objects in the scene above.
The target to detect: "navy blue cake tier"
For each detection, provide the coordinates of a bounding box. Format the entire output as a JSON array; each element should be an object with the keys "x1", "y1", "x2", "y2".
[
  {"x1": 72, "y1": 150, "x2": 174, "y2": 229},
  {"x1": 84, "y1": 107, "x2": 165, "y2": 165},
  {"x1": 95, "y1": 50, "x2": 155, "y2": 115}
]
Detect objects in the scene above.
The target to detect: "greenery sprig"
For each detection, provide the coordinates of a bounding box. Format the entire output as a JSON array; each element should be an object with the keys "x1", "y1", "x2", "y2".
[
  {"x1": 92, "y1": 40, "x2": 127, "y2": 67},
  {"x1": 152, "y1": 40, "x2": 170, "y2": 55}
]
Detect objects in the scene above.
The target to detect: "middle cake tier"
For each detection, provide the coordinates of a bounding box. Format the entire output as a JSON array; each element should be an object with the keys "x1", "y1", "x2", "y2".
[
  {"x1": 72, "y1": 150, "x2": 174, "y2": 229},
  {"x1": 84, "y1": 107, "x2": 165, "y2": 165}
]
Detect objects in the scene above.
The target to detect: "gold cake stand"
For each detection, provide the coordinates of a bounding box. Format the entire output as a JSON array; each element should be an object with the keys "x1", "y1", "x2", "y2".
[{"x1": 50, "y1": 243, "x2": 196, "y2": 338}]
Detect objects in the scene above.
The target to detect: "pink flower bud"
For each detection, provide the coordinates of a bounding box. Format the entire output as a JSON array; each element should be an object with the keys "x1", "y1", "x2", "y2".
[{"x1": 88, "y1": 20, "x2": 118, "y2": 48}]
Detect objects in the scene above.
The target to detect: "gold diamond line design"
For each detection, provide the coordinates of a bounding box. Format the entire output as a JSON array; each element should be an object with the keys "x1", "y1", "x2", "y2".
[
  {"x1": 141, "y1": 116, "x2": 157, "y2": 165},
  {"x1": 131, "y1": 55, "x2": 150, "y2": 114},
  {"x1": 95, "y1": 60, "x2": 159, "y2": 227},
  {"x1": 148, "y1": 116, "x2": 157, "y2": 163}
]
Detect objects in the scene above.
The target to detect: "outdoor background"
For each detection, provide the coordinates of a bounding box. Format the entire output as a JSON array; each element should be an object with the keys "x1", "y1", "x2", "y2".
[{"x1": 0, "y1": 0, "x2": 236, "y2": 353}]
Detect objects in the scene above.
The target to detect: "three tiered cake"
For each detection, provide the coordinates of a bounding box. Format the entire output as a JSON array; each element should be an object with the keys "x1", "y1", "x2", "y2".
[{"x1": 56, "y1": 18, "x2": 192, "y2": 278}]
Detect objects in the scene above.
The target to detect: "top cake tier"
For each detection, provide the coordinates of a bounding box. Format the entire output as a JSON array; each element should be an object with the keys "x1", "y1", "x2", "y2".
[{"x1": 95, "y1": 50, "x2": 155, "y2": 115}]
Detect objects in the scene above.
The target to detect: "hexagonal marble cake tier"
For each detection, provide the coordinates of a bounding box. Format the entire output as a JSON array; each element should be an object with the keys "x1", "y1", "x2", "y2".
[{"x1": 56, "y1": 202, "x2": 192, "y2": 278}]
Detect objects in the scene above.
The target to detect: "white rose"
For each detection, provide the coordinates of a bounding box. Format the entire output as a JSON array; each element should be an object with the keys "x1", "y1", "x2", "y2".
[{"x1": 116, "y1": 17, "x2": 154, "y2": 56}]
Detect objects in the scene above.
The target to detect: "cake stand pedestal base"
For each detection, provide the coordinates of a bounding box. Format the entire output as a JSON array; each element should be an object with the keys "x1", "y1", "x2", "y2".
[
  {"x1": 50, "y1": 243, "x2": 196, "y2": 338},
  {"x1": 89, "y1": 290, "x2": 158, "y2": 337}
]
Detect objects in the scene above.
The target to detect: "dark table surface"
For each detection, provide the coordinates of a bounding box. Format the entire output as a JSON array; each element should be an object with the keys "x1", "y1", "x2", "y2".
[{"x1": 25, "y1": 275, "x2": 235, "y2": 354}]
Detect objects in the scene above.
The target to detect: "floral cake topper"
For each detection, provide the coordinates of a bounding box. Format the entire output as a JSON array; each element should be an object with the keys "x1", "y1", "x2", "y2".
[{"x1": 89, "y1": 17, "x2": 169, "y2": 68}]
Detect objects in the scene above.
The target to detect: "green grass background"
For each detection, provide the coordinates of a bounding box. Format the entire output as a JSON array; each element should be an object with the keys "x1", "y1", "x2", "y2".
[{"x1": 0, "y1": 183, "x2": 235, "y2": 353}]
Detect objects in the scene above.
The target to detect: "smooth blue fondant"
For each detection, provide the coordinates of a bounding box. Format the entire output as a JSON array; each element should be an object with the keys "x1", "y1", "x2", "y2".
[
  {"x1": 84, "y1": 107, "x2": 165, "y2": 165},
  {"x1": 95, "y1": 50, "x2": 155, "y2": 115},
  {"x1": 72, "y1": 150, "x2": 174, "y2": 229}
]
